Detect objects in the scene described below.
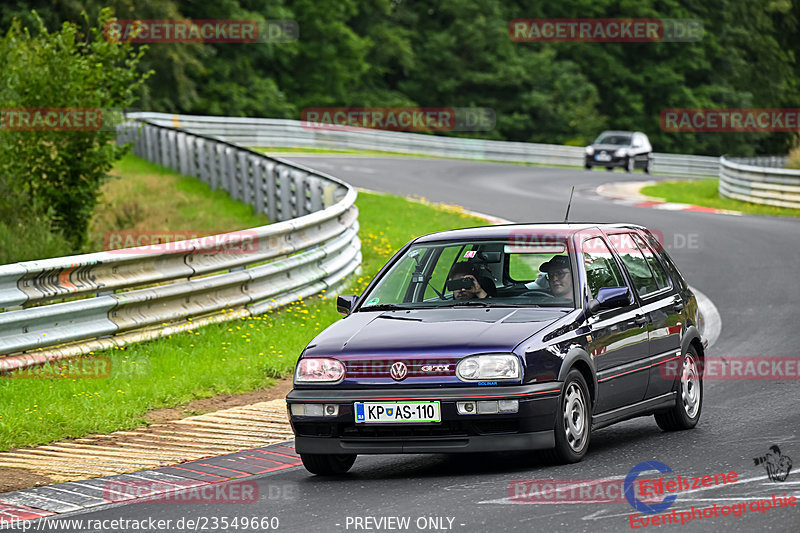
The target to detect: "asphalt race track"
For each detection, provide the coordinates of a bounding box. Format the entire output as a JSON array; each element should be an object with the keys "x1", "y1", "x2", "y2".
[{"x1": 34, "y1": 157, "x2": 800, "y2": 533}]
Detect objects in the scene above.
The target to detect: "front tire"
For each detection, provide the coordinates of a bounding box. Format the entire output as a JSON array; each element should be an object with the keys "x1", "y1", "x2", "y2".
[
  {"x1": 655, "y1": 346, "x2": 702, "y2": 431},
  {"x1": 301, "y1": 453, "x2": 356, "y2": 475},
  {"x1": 585, "y1": 163, "x2": 592, "y2": 170},
  {"x1": 550, "y1": 369, "x2": 591, "y2": 463}
]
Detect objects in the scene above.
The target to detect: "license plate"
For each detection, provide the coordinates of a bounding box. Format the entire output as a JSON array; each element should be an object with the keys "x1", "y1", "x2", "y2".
[
  {"x1": 595, "y1": 153, "x2": 611, "y2": 161},
  {"x1": 354, "y1": 401, "x2": 441, "y2": 423}
]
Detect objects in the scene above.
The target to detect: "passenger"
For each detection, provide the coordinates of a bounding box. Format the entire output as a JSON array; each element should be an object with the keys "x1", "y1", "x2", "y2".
[{"x1": 448, "y1": 262, "x2": 492, "y2": 300}]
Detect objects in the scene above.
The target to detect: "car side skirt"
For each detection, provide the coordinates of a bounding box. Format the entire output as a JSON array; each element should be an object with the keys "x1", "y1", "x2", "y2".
[{"x1": 592, "y1": 391, "x2": 677, "y2": 430}]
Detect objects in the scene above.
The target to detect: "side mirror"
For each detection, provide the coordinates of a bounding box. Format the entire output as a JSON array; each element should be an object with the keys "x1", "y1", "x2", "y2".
[
  {"x1": 588, "y1": 286, "x2": 631, "y2": 315},
  {"x1": 336, "y1": 294, "x2": 358, "y2": 315}
]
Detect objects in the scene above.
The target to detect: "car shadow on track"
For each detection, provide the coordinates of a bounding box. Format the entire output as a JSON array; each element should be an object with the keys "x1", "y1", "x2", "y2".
[{"x1": 297, "y1": 420, "x2": 682, "y2": 482}]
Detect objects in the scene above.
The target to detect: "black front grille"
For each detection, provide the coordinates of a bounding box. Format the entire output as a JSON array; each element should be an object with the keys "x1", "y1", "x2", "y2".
[
  {"x1": 341, "y1": 422, "x2": 468, "y2": 439},
  {"x1": 292, "y1": 419, "x2": 522, "y2": 439}
]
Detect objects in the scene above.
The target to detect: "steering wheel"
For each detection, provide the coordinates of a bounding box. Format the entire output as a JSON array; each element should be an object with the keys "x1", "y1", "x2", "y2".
[{"x1": 521, "y1": 289, "x2": 556, "y2": 299}]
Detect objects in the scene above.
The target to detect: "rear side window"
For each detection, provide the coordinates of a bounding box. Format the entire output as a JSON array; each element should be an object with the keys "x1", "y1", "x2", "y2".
[
  {"x1": 609, "y1": 233, "x2": 666, "y2": 297},
  {"x1": 631, "y1": 233, "x2": 671, "y2": 292},
  {"x1": 581, "y1": 237, "x2": 626, "y2": 299},
  {"x1": 645, "y1": 232, "x2": 688, "y2": 291}
]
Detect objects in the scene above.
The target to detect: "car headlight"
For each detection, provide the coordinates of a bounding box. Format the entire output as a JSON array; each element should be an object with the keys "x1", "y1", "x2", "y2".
[
  {"x1": 585, "y1": 146, "x2": 594, "y2": 155},
  {"x1": 294, "y1": 358, "x2": 345, "y2": 384},
  {"x1": 456, "y1": 354, "x2": 521, "y2": 381},
  {"x1": 614, "y1": 148, "x2": 627, "y2": 157}
]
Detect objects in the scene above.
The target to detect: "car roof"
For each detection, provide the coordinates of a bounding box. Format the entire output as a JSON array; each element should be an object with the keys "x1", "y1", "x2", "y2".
[
  {"x1": 597, "y1": 130, "x2": 637, "y2": 135},
  {"x1": 413, "y1": 223, "x2": 648, "y2": 243}
]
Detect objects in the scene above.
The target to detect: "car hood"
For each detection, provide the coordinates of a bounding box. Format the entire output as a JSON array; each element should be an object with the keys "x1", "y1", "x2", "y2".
[{"x1": 303, "y1": 307, "x2": 568, "y2": 358}]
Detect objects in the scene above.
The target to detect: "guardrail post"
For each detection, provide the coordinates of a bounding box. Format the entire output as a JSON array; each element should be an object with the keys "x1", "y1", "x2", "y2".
[
  {"x1": 279, "y1": 166, "x2": 292, "y2": 221},
  {"x1": 253, "y1": 159, "x2": 267, "y2": 218},
  {"x1": 235, "y1": 151, "x2": 247, "y2": 202},
  {"x1": 266, "y1": 161, "x2": 278, "y2": 222},
  {"x1": 209, "y1": 143, "x2": 222, "y2": 190},
  {"x1": 196, "y1": 139, "x2": 209, "y2": 184},
  {"x1": 177, "y1": 132, "x2": 188, "y2": 175},
  {"x1": 293, "y1": 170, "x2": 308, "y2": 218},
  {"x1": 309, "y1": 177, "x2": 323, "y2": 212}
]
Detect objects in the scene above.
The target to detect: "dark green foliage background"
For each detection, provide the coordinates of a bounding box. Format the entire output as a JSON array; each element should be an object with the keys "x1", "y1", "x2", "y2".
[
  {"x1": 0, "y1": 9, "x2": 150, "y2": 252},
  {"x1": 2, "y1": 0, "x2": 796, "y2": 156},
  {"x1": 0, "y1": 1, "x2": 798, "y2": 258}
]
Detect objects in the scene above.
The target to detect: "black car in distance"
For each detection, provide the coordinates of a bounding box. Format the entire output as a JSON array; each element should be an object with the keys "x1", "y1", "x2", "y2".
[{"x1": 585, "y1": 130, "x2": 653, "y2": 173}]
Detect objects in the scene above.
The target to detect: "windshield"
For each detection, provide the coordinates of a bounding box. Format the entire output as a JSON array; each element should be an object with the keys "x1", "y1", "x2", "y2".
[
  {"x1": 594, "y1": 133, "x2": 632, "y2": 145},
  {"x1": 357, "y1": 240, "x2": 575, "y2": 310}
]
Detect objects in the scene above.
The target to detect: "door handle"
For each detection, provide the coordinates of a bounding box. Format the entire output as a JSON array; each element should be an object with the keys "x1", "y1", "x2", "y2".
[
  {"x1": 672, "y1": 299, "x2": 685, "y2": 312},
  {"x1": 633, "y1": 315, "x2": 648, "y2": 326}
]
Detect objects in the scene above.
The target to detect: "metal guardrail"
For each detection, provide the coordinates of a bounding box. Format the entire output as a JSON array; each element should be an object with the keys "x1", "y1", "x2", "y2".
[
  {"x1": 0, "y1": 120, "x2": 361, "y2": 370},
  {"x1": 128, "y1": 112, "x2": 721, "y2": 177},
  {"x1": 726, "y1": 155, "x2": 789, "y2": 169},
  {"x1": 719, "y1": 156, "x2": 800, "y2": 209}
]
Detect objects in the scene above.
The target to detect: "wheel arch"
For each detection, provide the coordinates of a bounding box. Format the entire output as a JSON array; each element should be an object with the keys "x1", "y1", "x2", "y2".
[
  {"x1": 558, "y1": 348, "x2": 597, "y2": 410},
  {"x1": 682, "y1": 325, "x2": 704, "y2": 360}
]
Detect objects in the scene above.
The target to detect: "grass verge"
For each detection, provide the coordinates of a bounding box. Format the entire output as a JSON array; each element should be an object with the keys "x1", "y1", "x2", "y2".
[
  {"x1": 0, "y1": 157, "x2": 488, "y2": 451},
  {"x1": 88, "y1": 154, "x2": 271, "y2": 250},
  {"x1": 640, "y1": 179, "x2": 800, "y2": 218}
]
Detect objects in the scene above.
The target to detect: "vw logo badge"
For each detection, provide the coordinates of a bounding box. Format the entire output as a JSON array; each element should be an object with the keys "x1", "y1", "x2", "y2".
[{"x1": 390, "y1": 362, "x2": 408, "y2": 381}]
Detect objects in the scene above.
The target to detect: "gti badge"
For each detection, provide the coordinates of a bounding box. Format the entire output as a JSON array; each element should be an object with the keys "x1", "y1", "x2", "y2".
[
  {"x1": 390, "y1": 361, "x2": 408, "y2": 381},
  {"x1": 421, "y1": 364, "x2": 450, "y2": 372}
]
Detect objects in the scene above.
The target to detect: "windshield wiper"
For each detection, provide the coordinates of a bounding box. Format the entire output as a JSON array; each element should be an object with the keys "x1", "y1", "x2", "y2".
[
  {"x1": 358, "y1": 304, "x2": 411, "y2": 311},
  {"x1": 447, "y1": 300, "x2": 495, "y2": 307}
]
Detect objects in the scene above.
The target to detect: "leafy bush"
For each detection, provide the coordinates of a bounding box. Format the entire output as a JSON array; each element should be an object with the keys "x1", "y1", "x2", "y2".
[{"x1": 0, "y1": 8, "x2": 151, "y2": 255}]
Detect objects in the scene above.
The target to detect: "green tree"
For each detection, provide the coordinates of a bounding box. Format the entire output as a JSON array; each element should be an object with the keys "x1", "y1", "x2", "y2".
[{"x1": 0, "y1": 8, "x2": 151, "y2": 250}]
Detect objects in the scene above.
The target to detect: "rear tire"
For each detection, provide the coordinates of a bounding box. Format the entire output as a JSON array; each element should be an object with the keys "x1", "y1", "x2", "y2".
[
  {"x1": 549, "y1": 369, "x2": 591, "y2": 463},
  {"x1": 655, "y1": 346, "x2": 702, "y2": 431},
  {"x1": 644, "y1": 158, "x2": 652, "y2": 174},
  {"x1": 585, "y1": 163, "x2": 592, "y2": 170},
  {"x1": 626, "y1": 157, "x2": 635, "y2": 173},
  {"x1": 301, "y1": 453, "x2": 356, "y2": 475},
  {"x1": 606, "y1": 166, "x2": 614, "y2": 171}
]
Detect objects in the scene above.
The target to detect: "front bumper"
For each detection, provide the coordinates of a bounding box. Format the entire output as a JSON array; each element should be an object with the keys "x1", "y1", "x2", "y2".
[
  {"x1": 286, "y1": 383, "x2": 560, "y2": 454},
  {"x1": 585, "y1": 154, "x2": 627, "y2": 168}
]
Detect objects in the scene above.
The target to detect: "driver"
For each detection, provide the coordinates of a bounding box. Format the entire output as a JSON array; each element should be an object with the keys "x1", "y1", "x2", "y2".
[
  {"x1": 540, "y1": 255, "x2": 573, "y2": 300},
  {"x1": 448, "y1": 262, "x2": 489, "y2": 300}
]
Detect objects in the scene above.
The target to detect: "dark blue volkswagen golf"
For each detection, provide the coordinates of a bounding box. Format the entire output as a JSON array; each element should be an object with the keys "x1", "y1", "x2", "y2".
[{"x1": 287, "y1": 224, "x2": 705, "y2": 475}]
